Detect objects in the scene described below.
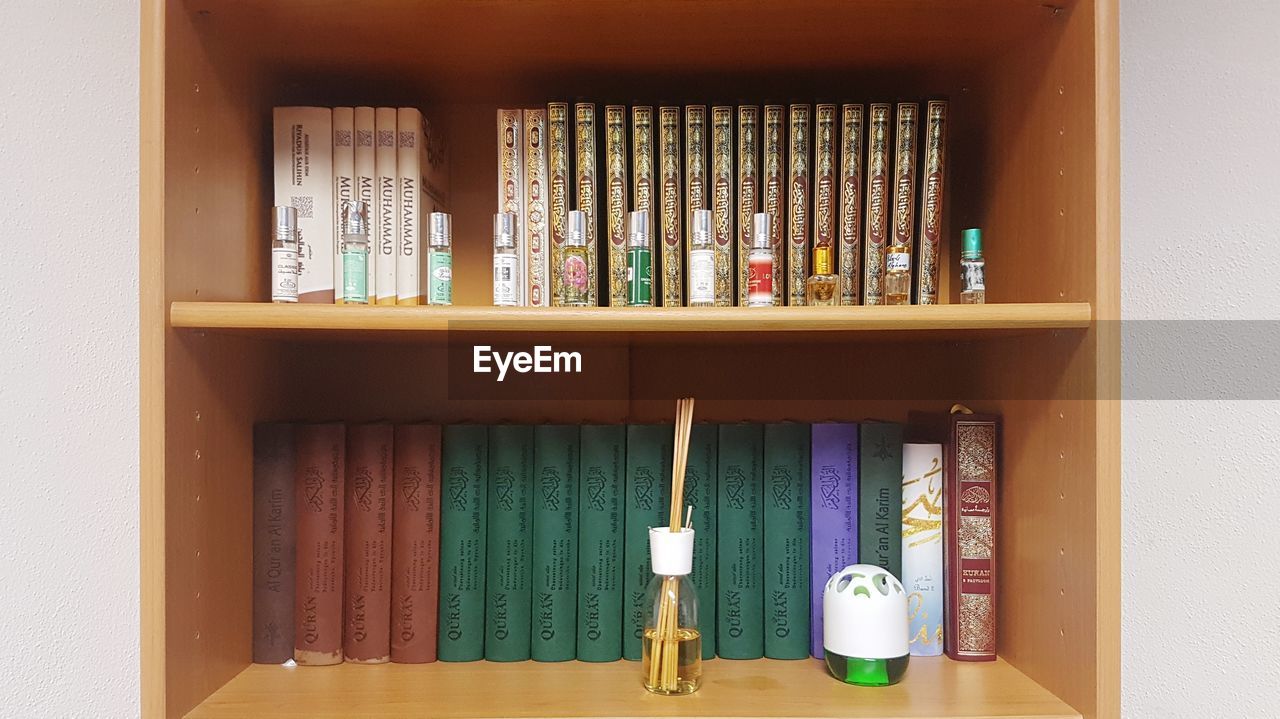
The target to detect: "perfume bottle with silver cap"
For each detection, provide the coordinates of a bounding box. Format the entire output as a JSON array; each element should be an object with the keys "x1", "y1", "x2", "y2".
[
  {"x1": 562, "y1": 210, "x2": 591, "y2": 307},
  {"x1": 340, "y1": 200, "x2": 370, "y2": 305},
  {"x1": 747, "y1": 212, "x2": 775, "y2": 307},
  {"x1": 428, "y1": 211, "x2": 452, "y2": 306},
  {"x1": 627, "y1": 210, "x2": 654, "y2": 307},
  {"x1": 270, "y1": 205, "x2": 299, "y2": 303},
  {"x1": 493, "y1": 212, "x2": 520, "y2": 307},
  {"x1": 687, "y1": 209, "x2": 714, "y2": 308}
]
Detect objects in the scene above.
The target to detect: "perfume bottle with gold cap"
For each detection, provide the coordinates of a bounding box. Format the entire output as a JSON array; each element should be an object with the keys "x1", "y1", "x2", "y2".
[{"x1": 804, "y1": 243, "x2": 840, "y2": 306}]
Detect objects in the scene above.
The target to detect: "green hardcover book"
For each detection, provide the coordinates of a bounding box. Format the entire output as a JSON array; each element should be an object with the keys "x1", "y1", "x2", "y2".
[
  {"x1": 717, "y1": 423, "x2": 764, "y2": 659},
  {"x1": 484, "y1": 425, "x2": 532, "y2": 661},
  {"x1": 531, "y1": 425, "x2": 580, "y2": 661},
  {"x1": 577, "y1": 425, "x2": 626, "y2": 662},
  {"x1": 438, "y1": 425, "x2": 488, "y2": 662},
  {"x1": 763, "y1": 423, "x2": 811, "y2": 659},
  {"x1": 685, "y1": 423, "x2": 718, "y2": 659},
  {"x1": 623, "y1": 423, "x2": 673, "y2": 661},
  {"x1": 859, "y1": 422, "x2": 904, "y2": 577}
]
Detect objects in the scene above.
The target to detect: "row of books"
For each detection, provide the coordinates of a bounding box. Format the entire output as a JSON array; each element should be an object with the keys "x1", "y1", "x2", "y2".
[
  {"x1": 253, "y1": 415, "x2": 998, "y2": 665},
  {"x1": 272, "y1": 106, "x2": 450, "y2": 305},
  {"x1": 496, "y1": 101, "x2": 949, "y2": 307}
]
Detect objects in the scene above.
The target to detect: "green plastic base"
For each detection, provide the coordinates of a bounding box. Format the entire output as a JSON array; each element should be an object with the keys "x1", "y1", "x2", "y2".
[{"x1": 823, "y1": 651, "x2": 909, "y2": 686}]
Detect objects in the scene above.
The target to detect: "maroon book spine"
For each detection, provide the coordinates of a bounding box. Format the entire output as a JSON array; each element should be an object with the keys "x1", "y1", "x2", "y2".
[
  {"x1": 295, "y1": 423, "x2": 345, "y2": 665},
  {"x1": 253, "y1": 423, "x2": 296, "y2": 663},
  {"x1": 344, "y1": 424, "x2": 393, "y2": 663},
  {"x1": 391, "y1": 424, "x2": 442, "y2": 663},
  {"x1": 944, "y1": 413, "x2": 999, "y2": 661}
]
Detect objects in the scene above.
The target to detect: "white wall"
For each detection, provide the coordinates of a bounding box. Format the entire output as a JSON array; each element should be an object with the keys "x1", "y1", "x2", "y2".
[
  {"x1": 1122, "y1": 0, "x2": 1280, "y2": 717},
  {"x1": 0, "y1": 1, "x2": 140, "y2": 717}
]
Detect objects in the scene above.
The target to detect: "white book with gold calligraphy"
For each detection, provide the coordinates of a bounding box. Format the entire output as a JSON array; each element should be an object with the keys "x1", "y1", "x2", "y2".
[{"x1": 902, "y1": 442, "x2": 944, "y2": 656}]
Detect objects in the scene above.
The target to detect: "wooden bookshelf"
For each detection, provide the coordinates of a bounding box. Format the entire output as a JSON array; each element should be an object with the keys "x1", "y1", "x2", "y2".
[{"x1": 141, "y1": 1, "x2": 1120, "y2": 718}]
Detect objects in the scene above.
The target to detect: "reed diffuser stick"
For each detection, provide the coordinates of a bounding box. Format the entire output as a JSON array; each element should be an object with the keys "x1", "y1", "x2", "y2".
[{"x1": 646, "y1": 397, "x2": 695, "y2": 693}]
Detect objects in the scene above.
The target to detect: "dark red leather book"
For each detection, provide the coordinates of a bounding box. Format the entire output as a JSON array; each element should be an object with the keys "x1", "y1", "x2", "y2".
[
  {"x1": 390, "y1": 424, "x2": 441, "y2": 663},
  {"x1": 944, "y1": 413, "x2": 999, "y2": 661},
  {"x1": 344, "y1": 424, "x2": 393, "y2": 663},
  {"x1": 294, "y1": 423, "x2": 345, "y2": 665},
  {"x1": 253, "y1": 423, "x2": 295, "y2": 664}
]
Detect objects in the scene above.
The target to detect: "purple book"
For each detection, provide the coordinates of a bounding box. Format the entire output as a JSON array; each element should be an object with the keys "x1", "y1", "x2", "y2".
[{"x1": 810, "y1": 423, "x2": 858, "y2": 657}]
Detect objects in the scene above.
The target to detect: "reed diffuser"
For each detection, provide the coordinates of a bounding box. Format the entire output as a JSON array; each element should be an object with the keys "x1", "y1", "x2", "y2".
[{"x1": 642, "y1": 397, "x2": 702, "y2": 695}]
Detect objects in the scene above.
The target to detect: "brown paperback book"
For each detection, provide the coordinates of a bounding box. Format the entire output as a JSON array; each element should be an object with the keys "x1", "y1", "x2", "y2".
[
  {"x1": 863, "y1": 103, "x2": 891, "y2": 305},
  {"x1": 838, "y1": 104, "x2": 865, "y2": 305},
  {"x1": 344, "y1": 424, "x2": 393, "y2": 663},
  {"x1": 762, "y1": 105, "x2": 786, "y2": 306},
  {"x1": 632, "y1": 106, "x2": 657, "y2": 306},
  {"x1": 813, "y1": 103, "x2": 838, "y2": 268},
  {"x1": 787, "y1": 104, "x2": 811, "y2": 305},
  {"x1": 604, "y1": 105, "x2": 629, "y2": 306},
  {"x1": 294, "y1": 423, "x2": 345, "y2": 666},
  {"x1": 917, "y1": 100, "x2": 949, "y2": 305},
  {"x1": 736, "y1": 106, "x2": 760, "y2": 306},
  {"x1": 685, "y1": 105, "x2": 708, "y2": 298},
  {"x1": 391, "y1": 424, "x2": 442, "y2": 663},
  {"x1": 574, "y1": 103, "x2": 599, "y2": 305},
  {"x1": 711, "y1": 106, "x2": 734, "y2": 306},
  {"x1": 658, "y1": 106, "x2": 683, "y2": 306},
  {"x1": 253, "y1": 423, "x2": 295, "y2": 664},
  {"x1": 548, "y1": 103, "x2": 571, "y2": 306},
  {"x1": 945, "y1": 413, "x2": 999, "y2": 661}
]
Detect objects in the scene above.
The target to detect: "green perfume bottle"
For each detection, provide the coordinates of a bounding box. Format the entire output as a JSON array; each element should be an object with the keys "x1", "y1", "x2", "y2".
[
  {"x1": 427, "y1": 212, "x2": 452, "y2": 306},
  {"x1": 627, "y1": 210, "x2": 653, "y2": 306},
  {"x1": 340, "y1": 199, "x2": 369, "y2": 304}
]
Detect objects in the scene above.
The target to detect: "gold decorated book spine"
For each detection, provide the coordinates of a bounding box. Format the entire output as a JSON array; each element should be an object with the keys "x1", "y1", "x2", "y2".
[
  {"x1": 736, "y1": 106, "x2": 760, "y2": 307},
  {"x1": 813, "y1": 103, "x2": 837, "y2": 258},
  {"x1": 787, "y1": 104, "x2": 811, "y2": 306},
  {"x1": 605, "y1": 105, "x2": 629, "y2": 306},
  {"x1": 711, "y1": 106, "x2": 734, "y2": 306},
  {"x1": 574, "y1": 103, "x2": 599, "y2": 305},
  {"x1": 524, "y1": 108, "x2": 550, "y2": 307},
  {"x1": 890, "y1": 102, "x2": 919, "y2": 303},
  {"x1": 632, "y1": 107, "x2": 657, "y2": 307},
  {"x1": 863, "y1": 103, "x2": 891, "y2": 305},
  {"x1": 659, "y1": 107, "x2": 683, "y2": 306},
  {"x1": 548, "y1": 103, "x2": 571, "y2": 306},
  {"x1": 838, "y1": 104, "x2": 865, "y2": 305},
  {"x1": 497, "y1": 109, "x2": 525, "y2": 305},
  {"x1": 684, "y1": 105, "x2": 708, "y2": 299},
  {"x1": 762, "y1": 105, "x2": 786, "y2": 306},
  {"x1": 917, "y1": 100, "x2": 949, "y2": 305}
]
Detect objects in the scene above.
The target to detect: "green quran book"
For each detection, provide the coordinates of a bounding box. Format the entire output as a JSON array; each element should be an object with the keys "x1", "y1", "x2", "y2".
[
  {"x1": 622, "y1": 423, "x2": 673, "y2": 660},
  {"x1": 859, "y1": 422, "x2": 904, "y2": 578},
  {"x1": 438, "y1": 425, "x2": 488, "y2": 662},
  {"x1": 484, "y1": 425, "x2": 532, "y2": 662},
  {"x1": 763, "y1": 423, "x2": 811, "y2": 659},
  {"x1": 717, "y1": 423, "x2": 764, "y2": 659},
  {"x1": 531, "y1": 425, "x2": 580, "y2": 661},
  {"x1": 685, "y1": 423, "x2": 718, "y2": 659},
  {"x1": 577, "y1": 425, "x2": 626, "y2": 662}
]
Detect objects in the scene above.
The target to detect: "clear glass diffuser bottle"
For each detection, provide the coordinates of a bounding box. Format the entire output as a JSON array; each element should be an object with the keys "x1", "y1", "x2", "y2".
[{"x1": 642, "y1": 527, "x2": 701, "y2": 695}]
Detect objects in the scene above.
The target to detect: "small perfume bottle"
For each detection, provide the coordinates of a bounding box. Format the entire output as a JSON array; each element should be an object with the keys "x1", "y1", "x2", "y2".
[
  {"x1": 627, "y1": 210, "x2": 654, "y2": 307},
  {"x1": 562, "y1": 210, "x2": 591, "y2": 307},
  {"x1": 687, "y1": 209, "x2": 714, "y2": 308},
  {"x1": 340, "y1": 200, "x2": 370, "y2": 305},
  {"x1": 642, "y1": 527, "x2": 701, "y2": 695},
  {"x1": 428, "y1": 212, "x2": 452, "y2": 306},
  {"x1": 270, "y1": 205, "x2": 299, "y2": 303},
  {"x1": 960, "y1": 228, "x2": 986, "y2": 304},
  {"x1": 747, "y1": 212, "x2": 774, "y2": 308},
  {"x1": 804, "y1": 243, "x2": 840, "y2": 306},
  {"x1": 884, "y1": 243, "x2": 912, "y2": 305},
  {"x1": 493, "y1": 212, "x2": 520, "y2": 307}
]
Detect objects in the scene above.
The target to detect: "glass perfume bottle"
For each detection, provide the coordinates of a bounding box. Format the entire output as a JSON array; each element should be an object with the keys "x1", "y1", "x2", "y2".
[
  {"x1": 340, "y1": 199, "x2": 369, "y2": 305},
  {"x1": 960, "y1": 228, "x2": 986, "y2": 304},
  {"x1": 804, "y1": 244, "x2": 840, "y2": 306},
  {"x1": 270, "y1": 205, "x2": 299, "y2": 303},
  {"x1": 562, "y1": 210, "x2": 591, "y2": 307},
  {"x1": 493, "y1": 212, "x2": 520, "y2": 307},
  {"x1": 687, "y1": 209, "x2": 714, "y2": 308},
  {"x1": 642, "y1": 527, "x2": 701, "y2": 695},
  {"x1": 884, "y1": 242, "x2": 911, "y2": 305},
  {"x1": 747, "y1": 212, "x2": 774, "y2": 307},
  {"x1": 627, "y1": 210, "x2": 654, "y2": 307},
  {"x1": 428, "y1": 211, "x2": 452, "y2": 306}
]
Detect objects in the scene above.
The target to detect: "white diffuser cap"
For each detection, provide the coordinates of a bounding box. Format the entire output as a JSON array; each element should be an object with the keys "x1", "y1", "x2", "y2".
[
  {"x1": 649, "y1": 527, "x2": 694, "y2": 576},
  {"x1": 823, "y1": 564, "x2": 910, "y2": 659}
]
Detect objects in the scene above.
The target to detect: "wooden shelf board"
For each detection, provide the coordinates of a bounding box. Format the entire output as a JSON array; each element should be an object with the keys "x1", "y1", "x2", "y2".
[
  {"x1": 169, "y1": 302, "x2": 1091, "y2": 337},
  {"x1": 187, "y1": 657, "x2": 1080, "y2": 719}
]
